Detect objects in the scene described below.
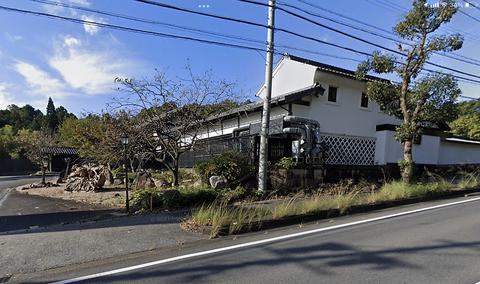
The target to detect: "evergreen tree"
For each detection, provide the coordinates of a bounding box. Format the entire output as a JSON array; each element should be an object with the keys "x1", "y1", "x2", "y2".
[
  {"x1": 45, "y1": 97, "x2": 59, "y2": 134},
  {"x1": 356, "y1": 0, "x2": 462, "y2": 183}
]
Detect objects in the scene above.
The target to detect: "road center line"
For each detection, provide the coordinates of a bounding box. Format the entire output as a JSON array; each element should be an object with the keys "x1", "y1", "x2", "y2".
[{"x1": 52, "y1": 195, "x2": 480, "y2": 284}]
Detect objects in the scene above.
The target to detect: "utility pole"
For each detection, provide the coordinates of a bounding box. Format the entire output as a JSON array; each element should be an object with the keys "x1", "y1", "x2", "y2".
[{"x1": 258, "y1": 0, "x2": 276, "y2": 193}]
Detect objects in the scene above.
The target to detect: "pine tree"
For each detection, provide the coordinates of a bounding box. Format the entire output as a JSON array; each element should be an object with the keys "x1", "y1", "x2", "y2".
[{"x1": 45, "y1": 97, "x2": 59, "y2": 134}]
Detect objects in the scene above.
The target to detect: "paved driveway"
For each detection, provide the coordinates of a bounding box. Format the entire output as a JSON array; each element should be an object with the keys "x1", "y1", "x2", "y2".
[{"x1": 0, "y1": 175, "x2": 116, "y2": 233}]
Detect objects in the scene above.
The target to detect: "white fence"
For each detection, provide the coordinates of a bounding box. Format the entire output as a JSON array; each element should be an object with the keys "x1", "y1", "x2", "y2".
[{"x1": 319, "y1": 133, "x2": 376, "y2": 165}]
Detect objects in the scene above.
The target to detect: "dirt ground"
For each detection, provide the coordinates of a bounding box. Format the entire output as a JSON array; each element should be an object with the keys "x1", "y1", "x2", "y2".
[{"x1": 16, "y1": 184, "x2": 127, "y2": 208}]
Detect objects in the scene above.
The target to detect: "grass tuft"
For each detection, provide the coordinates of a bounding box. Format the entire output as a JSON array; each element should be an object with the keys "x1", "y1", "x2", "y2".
[{"x1": 188, "y1": 175, "x2": 480, "y2": 237}]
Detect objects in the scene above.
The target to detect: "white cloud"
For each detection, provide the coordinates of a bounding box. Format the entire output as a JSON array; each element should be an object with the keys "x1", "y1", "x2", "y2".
[
  {"x1": 81, "y1": 15, "x2": 105, "y2": 35},
  {"x1": 63, "y1": 35, "x2": 80, "y2": 47},
  {"x1": 14, "y1": 61, "x2": 67, "y2": 98},
  {"x1": 49, "y1": 36, "x2": 133, "y2": 95},
  {"x1": 42, "y1": 0, "x2": 91, "y2": 14}
]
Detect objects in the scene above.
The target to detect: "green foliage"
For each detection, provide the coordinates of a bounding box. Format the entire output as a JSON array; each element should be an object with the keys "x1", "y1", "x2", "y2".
[
  {"x1": 0, "y1": 99, "x2": 74, "y2": 135},
  {"x1": 0, "y1": 125, "x2": 17, "y2": 158},
  {"x1": 151, "y1": 168, "x2": 199, "y2": 184},
  {"x1": 131, "y1": 186, "x2": 218, "y2": 211},
  {"x1": 394, "y1": 123, "x2": 418, "y2": 143},
  {"x1": 195, "y1": 151, "x2": 253, "y2": 184},
  {"x1": 450, "y1": 115, "x2": 480, "y2": 139},
  {"x1": 355, "y1": 0, "x2": 462, "y2": 183},
  {"x1": 217, "y1": 186, "x2": 248, "y2": 203},
  {"x1": 275, "y1": 157, "x2": 295, "y2": 170},
  {"x1": 449, "y1": 100, "x2": 480, "y2": 139},
  {"x1": 45, "y1": 97, "x2": 59, "y2": 134},
  {"x1": 131, "y1": 187, "x2": 163, "y2": 210},
  {"x1": 397, "y1": 159, "x2": 414, "y2": 172}
]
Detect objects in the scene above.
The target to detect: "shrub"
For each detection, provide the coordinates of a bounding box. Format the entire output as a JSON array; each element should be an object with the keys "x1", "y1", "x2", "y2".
[
  {"x1": 178, "y1": 186, "x2": 218, "y2": 206},
  {"x1": 161, "y1": 189, "x2": 183, "y2": 208},
  {"x1": 151, "y1": 168, "x2": 200, "y2": 185},
  {"x1": 131, "y1": 187, "x2": 163, "y2": 210},
  {"x1": 195, "y1": 151, "x2": 253, "y2": 184},
  {"x1": 218, "y1": 186, "x2": 249, "y2": 203},
  {"x1": 275, "y1": 157, "x2": 295, "y2": 170}
]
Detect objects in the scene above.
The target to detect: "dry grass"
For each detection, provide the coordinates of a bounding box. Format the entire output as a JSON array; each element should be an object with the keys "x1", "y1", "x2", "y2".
[{"x1": 188, "y1": 172, "x2": 480, "y2": 237}]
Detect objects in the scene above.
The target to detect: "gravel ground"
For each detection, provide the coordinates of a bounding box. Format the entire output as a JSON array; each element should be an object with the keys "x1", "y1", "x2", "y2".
[{"x1": 16, "y1": 184, "x2": 126, "y2": 208}]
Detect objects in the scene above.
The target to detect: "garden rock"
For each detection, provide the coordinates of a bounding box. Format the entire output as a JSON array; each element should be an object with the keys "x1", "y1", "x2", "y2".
[
  {"x1": 102, "y1": 168, "x2": 114, "y2": 186},
  {"x1": 209, "y1": 175, "x2": 228, "y2": 189},
  {"x1": 113, "y1": 178, "x2": 124, "y2": 185},
  {"x1": 153, "y1": 178, "x2": 170, "y2": 188},
  {"x1": 65, "y1": 165, "x2": 109, "y2": 192}
]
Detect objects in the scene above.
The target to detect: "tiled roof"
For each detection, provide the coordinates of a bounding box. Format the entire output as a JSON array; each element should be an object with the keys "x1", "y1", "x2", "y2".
[{"x1": 41, "y1": 146, "x2": 79, "y2": 155}]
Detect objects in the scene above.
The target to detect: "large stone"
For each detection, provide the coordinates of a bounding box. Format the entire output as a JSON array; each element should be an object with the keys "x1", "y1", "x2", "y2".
[
  {"x1": 153, "y1": 178, "x2": 170, "y2": 188},
  {"x1": 209, "y1": 175, "x2": 228, "y2": 189},
  {"x1": 101, "y1": 167, "x2": 114, "y2": 186},
  {"x1": 65, "y1": 164, "x2": 110, "y2": 192}
]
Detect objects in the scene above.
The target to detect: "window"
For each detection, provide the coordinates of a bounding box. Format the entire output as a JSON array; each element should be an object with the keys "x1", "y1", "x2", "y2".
[
  {"x1": 360, "y1": 92, "x2": 369, "y2": 108},
  {"x1": 328, "y1": 86, "x2": 337, "y2": 103}
]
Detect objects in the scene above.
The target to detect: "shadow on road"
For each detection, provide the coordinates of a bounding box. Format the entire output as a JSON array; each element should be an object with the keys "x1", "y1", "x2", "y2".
[
  {"x1": 0, "y1": 209, "x2": 117, "y2": 233},
  {"x1": 44, "y1": 239, "x2": 480, "y2": 283},
  {"x1": 0, "y1": 209, "x2": 187, "y2": 235}
]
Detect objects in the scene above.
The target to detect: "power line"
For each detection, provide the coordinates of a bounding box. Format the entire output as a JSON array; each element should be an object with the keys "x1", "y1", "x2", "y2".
[
  {"x1": 462, "y1": 0, "x2": 480, "y2": 11},
  {"x1": 27, "y1": 0, "x2": 267, "y2": 47},
  {"x1": 294, "y1": 0, "x2": 480, "y2": 62},
  {"x1": 134, "y1": 0, "x2": 480, "y2": 84},
  {"x1": 459, "y1": 9, "x2": 480, "y2": 23},
  {"x1": 27, "y1": 0, "x2": 362, "y2": 64},
  {"x1": 0, "y1": 5, "x2": 268, "y2": 52},
  {"x1": 374, "y1": 0, "x2": 479, "y2": 40},
  {"x1": 277, "y1": 0, "x2": 480, "y2": 67},
  {"x1": 4, "y1": 2, "x2": 480, "y2": 86},
  {"x1": 237, "y1": 0, "x2": 480, "y2": 80}
]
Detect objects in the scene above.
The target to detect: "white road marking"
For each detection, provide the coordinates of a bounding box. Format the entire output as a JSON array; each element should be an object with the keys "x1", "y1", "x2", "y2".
[
  {"x1": 52, "y1": 195, "x2": 480, "y2": 284},
  {"x1": 0, "y1": 187, "x2": 13, "y2": 207}
]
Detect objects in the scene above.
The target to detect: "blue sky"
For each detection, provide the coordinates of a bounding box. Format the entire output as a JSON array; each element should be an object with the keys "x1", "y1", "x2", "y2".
[{"x1": 0, "y1": 0, "x2": 479, "y2": 115}]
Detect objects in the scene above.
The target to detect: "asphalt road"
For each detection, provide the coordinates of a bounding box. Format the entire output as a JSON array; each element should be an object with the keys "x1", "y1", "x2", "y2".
[
  {"x1": 41, "y1": 196, "x2": 480, "y2": 284},
  {"x1": 0, "y1": 175, "x2": 115, "y2": 233},
  {"x1": 0, "y1": 175, "x2": 41, "y2": 202}
]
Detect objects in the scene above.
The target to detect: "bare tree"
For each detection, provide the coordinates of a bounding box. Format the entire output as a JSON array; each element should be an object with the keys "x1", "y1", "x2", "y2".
[{"x1": 114, "y1": 69, "x2": 236, "y2": 186}]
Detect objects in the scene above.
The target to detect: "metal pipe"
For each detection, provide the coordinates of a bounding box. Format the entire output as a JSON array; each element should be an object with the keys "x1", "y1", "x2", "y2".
[
  {"x1": 232, "y1": 125, "x2": 250, "y2": 137},
  {"x1": 283, "y1": 115, "x2": 320, "y2": 127}
]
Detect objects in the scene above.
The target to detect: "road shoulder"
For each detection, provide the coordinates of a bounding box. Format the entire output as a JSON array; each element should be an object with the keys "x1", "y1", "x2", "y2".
[{"x1": 12, "y1": 193, "x2": 480, "y2": 283}]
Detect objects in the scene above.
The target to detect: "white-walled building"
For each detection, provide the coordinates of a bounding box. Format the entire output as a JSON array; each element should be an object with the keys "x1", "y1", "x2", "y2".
[{"x1": 182, "y1": 55, "x2": 480, "y2": 169}]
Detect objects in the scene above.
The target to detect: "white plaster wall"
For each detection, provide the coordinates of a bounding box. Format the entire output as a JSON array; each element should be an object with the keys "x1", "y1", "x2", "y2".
[
  {"x1": 438, "y1": 142, "x2": 480, "y2": 165},
  {"x1": 257, "y1": 59, "x2": 317, "y2": 99},
  {"x1": 288, "y1": 72, "x2": 399, "y2": 137},
  {"x1": 375, "y1": 130, "x2": 440, "y2": 165},
  {"x1": 374, "y1": 131, "x2": 388, "y2": 165},
  {"x1": 258, "y1": 57, "x2": 400, "y2": 138}
]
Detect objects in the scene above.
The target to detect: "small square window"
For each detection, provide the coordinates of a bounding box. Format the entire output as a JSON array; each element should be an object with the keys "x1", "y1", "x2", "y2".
[
  {"x1": 361, "y1": 92, "x2": 369, "y2": 108},
  {"x1": 328, "y1": 86, "x2": 337, "y2": 102}
]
